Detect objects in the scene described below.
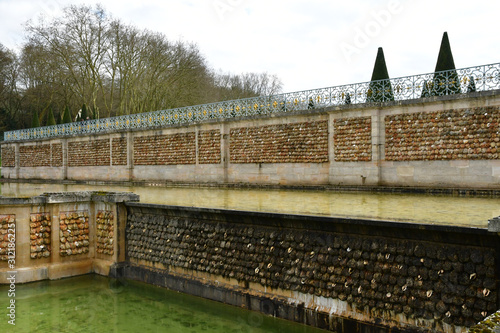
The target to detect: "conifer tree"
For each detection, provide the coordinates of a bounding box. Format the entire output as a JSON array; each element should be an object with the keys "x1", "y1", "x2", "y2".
[
  {"x1": 81, "y1": 103, "x2": 89, "y2": 120},
  {"x1": 345, "y1": 93, "x2": 351, "y2": 105},
  {"x1": 421, "y1": 80, "x2": 433, "y2": 98},
  {"x1": 31, "y1": 111, "x2": 40, "y2": 128},
  {"x1": 47, "y1": 108, "x2": 56, "y2": 126},
  {"x1": 308, "y1": 97, "x2": 315, "y2": 109},
  {"x1": 62, "y1": 106, "x2": 72, "y2": 124},
  {"x1": 366, "y1": 47, "x2": 394, "y2": 103},
  {"x1": 431, "y1": 32, "x2": 461, "y2": 96},
  {"x1": 467, "y1": 76, "x2": 476, "y2": 93}
]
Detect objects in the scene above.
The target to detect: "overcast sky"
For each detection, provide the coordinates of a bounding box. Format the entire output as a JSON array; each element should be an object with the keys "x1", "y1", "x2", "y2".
[{"x1": 0, "y1": 0, "x2": 499, "y2": 93}]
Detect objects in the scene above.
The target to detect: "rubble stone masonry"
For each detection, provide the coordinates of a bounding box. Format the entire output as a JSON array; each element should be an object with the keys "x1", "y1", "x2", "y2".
[
  {"x1": 18, "y1": 143, "x2": 63, "y2": 167},
  {"x1": 51, "y1": 143, "x2": 63, "y2": 167},
  {"x1": 68, "y1": 139, "x2": 110, "y2": 167},
  {"x1": 334, "y1": 116, "x2": 372, "y2": 162},
  {"x1": 230, "y1": 121, "x2": 329, "y2": 163},
  {"x1": 133, "y1": 132, "x2": 196, "y2": 165},
  {"x1": 20, "y1": 144, "x2": 51, "y2": 167},
  {"x1": 30, "y1": 213, "x2": 51, "y2": 259},
  {"x1": 385, "y1": 106, "x2": 500, "y2": 161},
  {"x1": 1, "y1": 146, "x2": 15, "y2": 167},
  {"x1": 126, "y1": 205, "x2": 499, "y2": 331},
  {"x1": 198, "y1": 130, "x2": 221, "y2": 164},
  {"x1": 111, "y1": 137, "x2": 127, "y2": 166},
  {"x1": 4, "y1": 93, "x2": 500, "y2": 188}
]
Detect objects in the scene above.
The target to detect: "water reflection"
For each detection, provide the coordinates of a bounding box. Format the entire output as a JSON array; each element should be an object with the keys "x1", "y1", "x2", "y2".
[
  {"x1": 0, "y1": 274, "x2": 326, "y2": 333},
  {"x1": 1, "y1": 182, "x2": 498, "y2": 227}
]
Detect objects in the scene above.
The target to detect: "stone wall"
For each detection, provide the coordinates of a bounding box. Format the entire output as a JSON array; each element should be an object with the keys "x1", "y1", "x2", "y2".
[
  {"x1": 30, "y1": 213, "x2": 51, "y2": 259},
  {"x1": 68, "y1": 139, "x2": 110, "y2": 166},
  {"x1": 0, "y1": 192, "x2": 139, "y2": 284},
  {"x1": 20, "y1": 144, "x2": 51, "y2": 167},
  {"x1": 385, "y1": 106, "x2": 500, "y2": 161},
  {"x1": 229, "y1": 121, "x2": 329, "y2": 163},
  {"x1": 17, "y1": 143, "x2": 63, "y2": 168},
  {"x1": 3, "y1": 92, "x2": 500, "y2": 188},
  {"x1": 0, "y1": 215, "x2": 15, "y2": 261},
  {"x1": 334, "y1": 116, "x2": 372, "y2": 161},
  {"x1": 1, "y1": 192, "x2": 499, "y2": 331},
  {"x1": 111, "y1": 138, "x2": 127, "y2": 166},
  {"x1": 133, "y1": 133, "x2": 196, "y2": 165},
  {"x1": 124, "y1": 204, "x2": 500, "y2": 332},
  {"x1": 1, "y1": 146, "x2": 15, "y2": 167},
  {"x1": 59, "y1": 211, "x2": 90, "y2": 257},
  {"x1": 51, "y1": 143, "x2": 63, "y2": 167},
  {"x1": 96, "y1": 210, "x2": 114, "y2": 256},
  {"x1": 198, "y1": 130, "x2": 221, "y2": 164}
]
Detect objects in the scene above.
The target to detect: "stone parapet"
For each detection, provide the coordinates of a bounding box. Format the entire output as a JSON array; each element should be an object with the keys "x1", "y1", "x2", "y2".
[{"x1": 0, "y1": 191, "x2": 138, "y2": 284}]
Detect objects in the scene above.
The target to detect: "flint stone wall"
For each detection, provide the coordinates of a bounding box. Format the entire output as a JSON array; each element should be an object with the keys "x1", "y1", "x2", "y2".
[
  {"x1": 3, "y1": 91, "x2": 500, "y2": 188},
  {"x1": 123, "y1": 203, "x2": 500, "y2": 332}
]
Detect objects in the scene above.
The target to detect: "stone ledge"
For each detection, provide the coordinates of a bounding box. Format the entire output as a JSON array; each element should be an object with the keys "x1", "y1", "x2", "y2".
[
  {"x1": 0, "y1": 260, "x2": 95, "y2": 284},
  {"x1": 488, "y1": 217, "x2": 500, "y2": 232},
  {"x1": 116, "y1": 263, "x2": 433, "y2": 333},
  {"x1": 0, "y1": 191, "x2": 140, "y2": 205}
]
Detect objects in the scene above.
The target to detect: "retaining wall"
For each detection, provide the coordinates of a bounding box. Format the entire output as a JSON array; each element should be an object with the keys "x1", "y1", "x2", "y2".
[
  {"x1": 2, "y1": 191, "x2": 499, "y2": 332},
  {"x1": 120, "y1": 203, "x2": 500, "y2": 332},
  {"x1": 0, "y1": 192, "x2": 138, "y2": 284},
  {"x1": 2, "y1": 91, "x2": 500, "y2": 189}
]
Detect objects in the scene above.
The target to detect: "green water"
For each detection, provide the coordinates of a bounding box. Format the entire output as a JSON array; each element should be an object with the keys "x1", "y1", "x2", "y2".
[
  {"x1": 0, "y1": 275, "x2": 326, "y2": 333},
  {"x1": 2, "y1": 182, "x2": 500, "y2": 227}
]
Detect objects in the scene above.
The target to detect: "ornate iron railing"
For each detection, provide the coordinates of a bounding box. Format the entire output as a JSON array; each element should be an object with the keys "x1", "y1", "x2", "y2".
[{"x1": 4, "y1": 62, "x2": 500, "y2": 142}]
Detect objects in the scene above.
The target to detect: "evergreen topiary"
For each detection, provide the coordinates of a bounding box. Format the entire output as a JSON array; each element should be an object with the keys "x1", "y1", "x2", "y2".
[
  {"x1": 47, "y1": 108, "x2": 56, "y2": 126},
  {"x1": 345, "y1": 93, "x2": 351, "y2": 105},
  {"x1": 421, "y1": 80, "x2": 433, "y2": 98},
  {"x1": 366, "y1": 47, "x2": 394, "y2": 103},
  {"x1": 81, "y1": 103, "x2": 90, "y2": 120},
  {"x1": 308, "y1": 97, "x2": 315, "y2": 109},
  {"x1": 467, "y1": 76, "x2": 476, "y2": 93},
  {"x1": 62, "y1": 106, "x2": 72, "y2": 124},
  {"x1": 31, "y1": 111, "x2": 40, "y2": 128},
  {"x1": 431, "y1": 32, "x2": 461, "y2": 96}
]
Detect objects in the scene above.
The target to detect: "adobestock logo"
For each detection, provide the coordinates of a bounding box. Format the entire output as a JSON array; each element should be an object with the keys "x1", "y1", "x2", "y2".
[
  {"x1": 339, "y1": 0, "x2": 405, "y2": 63},
  {"x1": 213, "y1": 0, "x2": 246, "y2": 21},
  {"x1": 39, "y1": 0, "x2": 63, "y2": 18}
]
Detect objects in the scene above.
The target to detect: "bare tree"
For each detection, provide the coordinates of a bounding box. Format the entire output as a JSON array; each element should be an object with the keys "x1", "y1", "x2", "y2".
[
  {"x1": 0, "y1": 44, "x2": 21, "y2": 130},
  {"x1": 212, "y1": 71, "x2": 283, "y2": 100},
  {"x1": 15, "y1": 4, "x2": 283, "y2": 124}
]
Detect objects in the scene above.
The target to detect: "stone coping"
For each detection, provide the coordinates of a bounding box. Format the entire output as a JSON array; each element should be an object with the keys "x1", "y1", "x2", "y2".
[
  {"x1": 0, "y1": 191, "x2": 140, "y2": 205},
  {"x1": 125, "y1": 203, "x2": 496, "y2": 250},
  {"x1": 3, "y1": 178, "x2": 500, "y2": 198}
]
